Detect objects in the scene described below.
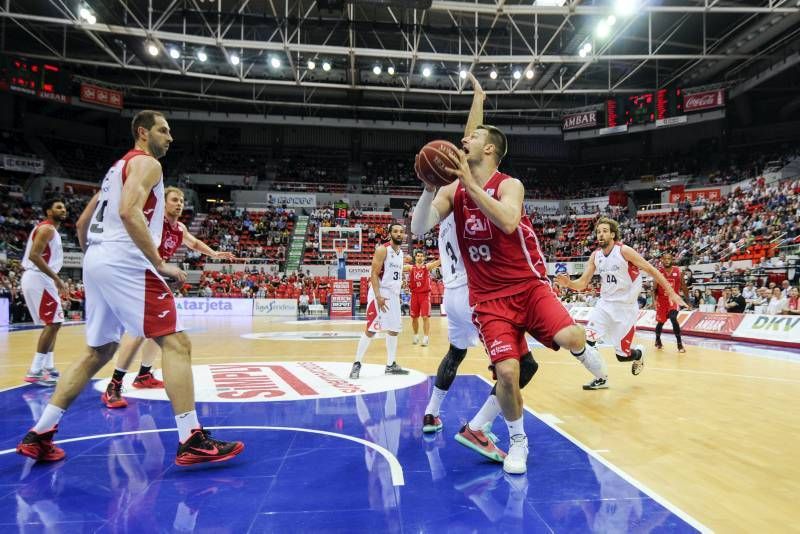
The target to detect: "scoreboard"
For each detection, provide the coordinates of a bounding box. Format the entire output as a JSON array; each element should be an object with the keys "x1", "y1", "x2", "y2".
[
  {"x1": 606, "y1": 88, "x2": 683, "y2": 127},
  {"x1": 0, "y1": 55, "x2": 71, "y2": 103}
]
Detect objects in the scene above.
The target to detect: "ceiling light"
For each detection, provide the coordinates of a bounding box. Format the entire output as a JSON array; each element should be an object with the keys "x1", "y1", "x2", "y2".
[
  {"x1": 525, "y1": 69, "x2": 534, "y2": 79},
  {"x1": 513, "y1": 69, "x2": 521, "y2": 80},
  {"x1": 596, "y1": 21, "x2": 610, "y2": 39},
  {"x1": 146, "y1": 42, "x2": 159, "y2": 56},
  {"x1": 579, "y1": 48, "x2": 588, "y2": 58},
  {"x1": 230, "y1": 53, "x2": 240, "y2": 66},
  {"x1": 489, "y1": 70, "x2": 497, "y2": 80},
  {"x1": 87, "y1": 14, "x2": 97, "y2": 24},
  {"x1": 169, "y1": 47, "x2": 181, "y2": 59},
  {"x1": 79, "y1": 7, "x2": 91, "y2": 20},
  {"x1": 582, "y1": 42, "x2": 593, "y2": 54},
  {"x1": 322, "y1": 61, "x2": 331, "y2": 71},
  {"x1": 197, "y1": 50, "x2": 207, "y2": 62},
  {"x1": 607, "y1": 15, "x2": 617, "y2": 26},
  {"x1": 387, "y1": 65, "x2": 395, "y2": 76},
  {"x1": 615, "y1": 0, "x2": 637, "y2": 17},
  {"x1": 270, "y1": 57, "x2": 281, "y2": 69},
  {"x1": 459, "y1": 69, "x2": 467, "y2": 79},
  {"x1": 372, "y1": 65, "x2": 382, "y2": 75},
  {"x1": 422, "y1": 67, "x2": 431, "y2": 77},
  {"x1": 307, "y1": 59, "x2": 316, "y2": 70}
]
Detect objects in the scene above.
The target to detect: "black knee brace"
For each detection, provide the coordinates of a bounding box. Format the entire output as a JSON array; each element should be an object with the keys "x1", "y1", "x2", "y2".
[
  {"x1": 434, "y1": 344, "x2": 468, "y2": 390},
  {"x1": 490, "y1": 352, "x2": 539, "y2": 395}
]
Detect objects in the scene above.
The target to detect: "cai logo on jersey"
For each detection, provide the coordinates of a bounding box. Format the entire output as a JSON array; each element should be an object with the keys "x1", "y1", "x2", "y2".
[
  {"x1": 93, "y1": 361, "x2": 426, "y2": 402},
  {"x1": 463, "y1": 208, "x2": 493, "y2": 241}
]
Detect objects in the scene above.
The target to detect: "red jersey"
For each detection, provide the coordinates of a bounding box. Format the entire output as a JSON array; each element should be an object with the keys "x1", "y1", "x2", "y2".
[
  {"x1": 409, "y1": 264, "x2": 431, "y2": 294},
  {"x1": 454, "y1": 171, "x2": 548, "y2": 306},
  {"x1": 158, "y1": 217, "x2": 184, "y2": 261},
  {"x1": 656, "y1": 266, "x2": 682, "y2": 301}
]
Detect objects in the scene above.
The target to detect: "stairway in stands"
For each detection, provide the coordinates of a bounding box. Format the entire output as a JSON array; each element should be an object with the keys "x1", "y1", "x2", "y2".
[{"x1": 285, "y1": 215, "x2": 309, "y2": 273}]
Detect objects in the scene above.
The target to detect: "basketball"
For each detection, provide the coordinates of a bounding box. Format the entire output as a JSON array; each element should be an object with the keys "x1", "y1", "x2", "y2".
[{"x1": 415, "y1": 140, "x2": 461, "y2": 188}]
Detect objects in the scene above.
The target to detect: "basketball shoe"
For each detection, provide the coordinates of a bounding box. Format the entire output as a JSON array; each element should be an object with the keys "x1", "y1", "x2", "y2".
[
  {"x1": 413, "y1": 335, "x2": 419, "y2": 345},
  {"x1": 101, "y1": 379, "x2": 128, "y2": 409},
  {"x1": 349, "y1": 362, "x2": 361, "y2": 379},
  {"x1": 583, "y1": 377, "x2": 608, "y2": 390},
  {"x1": 44, "y1": 367, "x2": 60, "y2": 379},
  {"x1": 422, "y1": 336, "x2": 429, "y2": 346},
  {"x1": 422, "y1": 414, "x2": 443, "y2": 433},
  {"x1": 455, "y1": 424, "x2": 506, "y2": 462},
  {"x1": 631, "y1": 344, "x2": 646, "y2": 376},
  {"x1": 133, "y1": 372, "x2": 164, "y2": 389},
  {"x1": 503, "y1": 434, "x2": 529, "y2": 475},
  {"x1": 385, "y1": 362, "x2": 409, "y2": 375},
  {"x1": 24, "y1": 370, "x2": 56, "y2": 387},
  {"x1": 175, "y1": 428, "x2": 244, "y2": 466},
  {"x1": 16, "y1": 425, "x2": 65, "y2": 462}
]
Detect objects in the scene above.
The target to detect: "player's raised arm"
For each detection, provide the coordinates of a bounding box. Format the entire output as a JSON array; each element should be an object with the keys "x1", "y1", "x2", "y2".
[
  {"x1": 556, "y1": 252, "x2": 597, "y2": 291},
  {"x1": 621, "y1": 245, "x2": 687, "y2": 308},
  {"x1": 464, "y1": 72, "x2": 485, "y2": 138},
  {"x1": 426, "y1": 259, "x2": 441, "y2": 271}
]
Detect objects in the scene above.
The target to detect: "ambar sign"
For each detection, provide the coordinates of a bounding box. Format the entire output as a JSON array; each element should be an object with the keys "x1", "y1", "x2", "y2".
[{"x1": 562, "y1": 110, "x2": 598, "y2": 131}]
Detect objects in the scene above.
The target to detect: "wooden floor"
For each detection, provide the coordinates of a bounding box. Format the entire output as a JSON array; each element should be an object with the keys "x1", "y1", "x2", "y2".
[{"x1": 2, "y1": 315, "x2": 799, "y2": 531}]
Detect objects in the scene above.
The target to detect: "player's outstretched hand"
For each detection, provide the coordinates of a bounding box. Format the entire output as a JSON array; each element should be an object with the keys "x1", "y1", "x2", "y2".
[
  {"x1": 669, "y1": 291, "x2": 688, "y2": 309},
  {"x1": 554, "y1": 274, "x2": 571, "y2": 289},
  {"x1": 467, "y1": 72, "x2": 485, "y2": 98},
  {"x1": 214, "y1": 251, "x2": 237, "y2": 261},
  {"x1": 158, "y1": 262, "x2": 187, "y2": 284}
]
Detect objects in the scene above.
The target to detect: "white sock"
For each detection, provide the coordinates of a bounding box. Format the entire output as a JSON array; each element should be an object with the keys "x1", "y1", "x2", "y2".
[
  {"x1": 175, "y1": 410, "x2": 200, "y2": 442},
  {"x1": 385, "y1": 335, "x2": 398, "y2": 366},
  {"x1": 469, "y1": 395, "x2": 501, "y2": 431},
  {"x1": 31, "y1": 353, "x2": 47, "y2": 373},
  {"x1": 572, "y1": 344, "x2": 608, "y2": 380},
  {"x1": 424, "y1": 386, "x2": 448, "y2": 417},
  {"x1": 354, "y1": 333, "x2": 372, "y2": 364},
  {"x1": 505, "y1": 416, "x2": 526, "y2": 439},
  {"x1": 32, "y1": 404, "x2": 65, "y2": 433},
  {"x1": 45, "y1": 352, "x2": 55, "y2": 369}
]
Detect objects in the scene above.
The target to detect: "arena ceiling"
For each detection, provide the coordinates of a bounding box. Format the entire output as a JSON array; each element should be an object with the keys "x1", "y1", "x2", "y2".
[{"x1": 2, "y1": 1, "x2": 800, "y2": 125}]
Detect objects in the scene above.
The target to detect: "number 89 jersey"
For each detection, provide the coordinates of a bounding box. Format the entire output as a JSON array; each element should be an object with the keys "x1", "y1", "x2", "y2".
[
  {"x1": 438, "y1": 213, "x2": 467, "y2": 289},
  {"x1": 453, "y1": 171, "x2": 549, "y2": 306},
  {"x1": 87, "y1": 149, "x2": 164, "y2": 250}
]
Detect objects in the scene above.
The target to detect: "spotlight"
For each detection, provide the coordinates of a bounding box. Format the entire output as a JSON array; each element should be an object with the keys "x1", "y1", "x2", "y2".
[
  {"x1": 387, "y1": 65, "x2": 395, "y2": 76},
  {"x1": 197, "y1": 50, "x2": 208, "y2": 62},
  {"x1": 270, "y1": 57, "x2": 281, "y2": 69},
  {"x1": 230, "y1": 54, "x2": 240, "y2": 66},
  {"x1": 79, "y1": 7, "x2": 91, "y2": 20},
  {"x1": 615, "y1": 0, "x2": 637, "y2": 17},
  {"x1": 489, "y1": 70, "x2": 497, "y2": 80},
  {"x1": 582, "y1": 42, "x2": 593, "y2": 54},
  {"x1": 513, "y1": 69, "x2": 521, "y2": 80},
  {"x1": 146, "y1": 42, "x2": 159, "y2": 56},
  {"x1": 322, "y1": 61, "x2": 331, "y2": 71},
  {"x1": 579, "y1": 48, "x2": 588, "y2": 58},
  {"x1": 372, "y1": 65, "x2": 382, "y2": 75},
  {"x1": 87, "y1": 14, "x2": 96, "y2": 24},
  {"x1": 607, "y1": 15, "x2": 617, "y2": 26},
  {"x1": 169, "y1": 47, "x2": 181, "y2": 59},
  {"x1": 596, "y1": 21, "x2": 610, "y2": 39},
  {"x1": 307, "y1": 59, "x2": 316, "y2": 70},
  {"x1": 422, "y1": 66, "x2": 431, "y2": 77},
  {"x1": 525, "y1": 69, "x2": 534, "y2": 79},
  {"x1": 459, "y1": 69, "x2": 467, "y2": 79}
]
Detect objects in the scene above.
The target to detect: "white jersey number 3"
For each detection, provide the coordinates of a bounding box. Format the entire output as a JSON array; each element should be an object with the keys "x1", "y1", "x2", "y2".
[{"x1": 468, "y1": 245, "x2": 492, "y2": 262}]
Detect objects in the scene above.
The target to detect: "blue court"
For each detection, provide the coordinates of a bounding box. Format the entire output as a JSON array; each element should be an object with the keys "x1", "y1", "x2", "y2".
[{"x1": 0, "y1": 374, "x2": 703, "y2": 532}]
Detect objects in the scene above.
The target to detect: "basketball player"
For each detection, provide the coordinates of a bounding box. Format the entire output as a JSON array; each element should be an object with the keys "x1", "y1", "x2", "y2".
[
  {"x1": 415, "y1": 73, "x2": 538, "y2": 465},
  {"x1": 555, "y1": 218, "x2": 687, "y2": 390},
  {"x1": 406, "y1": 250, "x2": 440, "y2": 346},
  {"x1": 16, "y1": 110, "x2": 243, "y2": 465},
  {"x1": 654, "y1": 252, "x2": 687, "y2": 353},
  {"x1": 20, "y1": 198, "x2": 70, "y2": 386},
  {"x1": 79, "y1": 186, "x2": 235, "y2": 409},
  {"x1": 349, "y1": 222, "x2": 411, "y2": 379},
  {"x1": 411, "y1": 102, "x2": 606, "y2": 476}
]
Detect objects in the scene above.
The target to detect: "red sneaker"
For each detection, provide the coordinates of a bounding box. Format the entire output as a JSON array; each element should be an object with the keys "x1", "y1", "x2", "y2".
[
  {"x1": 16, "y1": 425, "x2": 66, "y2": 462},
  {"x1": 455, "y1": 424, "x2": 506, "y2": 462},
  {"x1": 176, "y1": 428, "x2": 244, "y2": 466},
  {"x1": 101, "y1": 379, "x2": 128, "y2": 409},
  {"x1": 422, "y1": 414, "x2": 443, "y2": 433},
  {"x1": 132, "y1": 372, "x2": 164, "y2": 389}
]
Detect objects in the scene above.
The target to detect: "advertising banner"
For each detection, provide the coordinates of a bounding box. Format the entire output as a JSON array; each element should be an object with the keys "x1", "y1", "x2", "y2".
[
  {"x1": 80, "y1": 83, "x2": 124, "y2": 109},
  {"x1": 681, "y1": 312, "x2": 744, "y2": 337},
  {"x1": 62, "y1": 251, "x2": 84, "y2": 269},
  {"x1": 683, "y1": 89, "x2": 725, "y2": 113},
  {"x1": 732, "y1": 314, "x2": 800, "y2": 347},
  {"x1": 253, "y1": 298, "x2": 298, "y2": 317},
  {"x1": 0, "y1": 297, "x2": 8, "y2": 327},
  {"x1": 669, "y1": 188, "x2": 721, "y2": 203},
  {"x1": 635, "y1": 309, "x2": 692, "y2": 332},
  {"x1": 266, "y1": 191, "x2": 316, "y2": 208},
  {"x1": 568, "y1": 196, "x2": 609, "y2": 212},
  {"x1": 1, "y1": 154, "x2": 45, "y2": 174},
  {"x1": 523, "y1": 199, "x2": 561, "y2": 216},
  {"x1": 562, "y1": 110, "x2": 598, "y2": 131},
  {"x1": 345, "y1": 265, "x2": 372, "y2": 280},
  {"x1": 175, "y1": 298, "x2": 253, "y2": 316},
  {"x1": 330, "y1": 280, "x2": 353, "y2": 318}
]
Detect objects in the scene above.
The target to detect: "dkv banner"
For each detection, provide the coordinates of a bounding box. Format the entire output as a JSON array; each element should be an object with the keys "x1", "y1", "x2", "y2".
[{"x1": 732, "y1": 314, "x2": 800, "y2": 346}]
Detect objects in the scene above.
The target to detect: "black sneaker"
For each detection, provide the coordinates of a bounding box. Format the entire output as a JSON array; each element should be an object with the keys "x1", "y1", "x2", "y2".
[
  {"x1": 654, "y1": 340, "x2": 663, "y2": 349},
  {"x1": 175, "y1": 428, "x2": 244, "y2": 466},
  {"x1": 582, "y1": 377, "x2": 608, "y2": 390},
  {"x1": 677, "y1": 344, "x2": 686, "y2": 353},
  {"x1": 385, "y1": 362, "x2": 409, "y2": 375},
  {"x1": 349, "y1": 362, "x2": 361, "y2": 379}
]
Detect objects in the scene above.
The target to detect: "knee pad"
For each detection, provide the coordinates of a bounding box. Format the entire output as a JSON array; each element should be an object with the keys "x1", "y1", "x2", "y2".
[
  {"x1": 519, "y1": 352, "x2": 539, "y2": 388},
  {"x1": 434, "y1": 345, "x2": 468, "y2": 390}
]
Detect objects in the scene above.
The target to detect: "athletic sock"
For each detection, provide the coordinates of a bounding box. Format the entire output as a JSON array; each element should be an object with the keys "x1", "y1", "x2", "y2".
[
  {"x1": 354, "y1": 333, "x2": 372, "y2": 364},
  {"x1": 45, "y1": 352, "x2": 55, "y2": 369},
  {"x1": 468, "y1": 395, "x2": 501, "y2": 432},
  {"x1": 572, "y1": 344, "x2": 607, "y2": 379},
  {"x1": 424, "y1": 386, "x2": 448, "y2": 417},
  {"x1": 385, "y1": 335, "x2": 398, "y2": 366},
  {"x1": 32, "y1": 404, "x2": 66, "y2": 433},
  {"x1": 175, "y1": 410, "x2": 201, "y2": 443},
  {"x1": 112, "y1": 368, "x2": 126, "y2": 382},
  {"x1": 30, "y1": 353, "x2": 47, "y2": 373},
  {"x1": 505, "y1": 416, "x2": 526, "y2": 439},
  {"x1": 138, "y1": 365, "x2": 152, "y2": 377}
]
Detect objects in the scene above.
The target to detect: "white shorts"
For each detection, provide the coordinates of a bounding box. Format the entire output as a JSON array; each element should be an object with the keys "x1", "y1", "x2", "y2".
[
  {"x1": 365, "y1": 286, "x2": 401, "y2": 333},
  {"x1": 21, "y1": 270, "x2": 64, "y2": 326},
  {"x1": 443, "y1": 284, "x2": 479, "y2": 350},
  {"x1": 586, "y1": 299, "x2": 639, "y2": 356},
  {"x1": 83, "y1": 242, "x2": 183, "y2": 347}
]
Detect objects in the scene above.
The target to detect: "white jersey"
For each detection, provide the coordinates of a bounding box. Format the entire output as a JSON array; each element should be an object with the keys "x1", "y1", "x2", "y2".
[
  {"x1": 87, "y1": 149, "x2": 164, "y2": 249},
  {"x1": 21, "y1": 221, "x2": 63, "y2": 274},
  {"x1": 378, "y1": 243, "x2": 404, "y2": 295},
  {"x1": 594, "y1": 243, "x2": 642, "y2": 304},
  {"x1": 438, "y1": 213, "x2": 467, "y2": 289}
]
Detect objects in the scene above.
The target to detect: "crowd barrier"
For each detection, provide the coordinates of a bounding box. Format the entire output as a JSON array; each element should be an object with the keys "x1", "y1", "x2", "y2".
[{"x1": 566, "y1": 306, "x2": 800, "y2": 349}]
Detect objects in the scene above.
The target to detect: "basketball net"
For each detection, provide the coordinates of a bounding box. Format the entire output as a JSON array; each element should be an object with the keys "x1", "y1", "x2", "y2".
[{"x1": 334, "y1": 245, "x2": 346, "y2": 262}]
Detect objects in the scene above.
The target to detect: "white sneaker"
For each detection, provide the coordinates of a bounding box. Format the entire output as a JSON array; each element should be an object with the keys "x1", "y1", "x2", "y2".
[
  {"x1": 422, "y1": 336, "x2": 429, "y2": 346},
  {"x1": 503, "y1": 435, "x2": 528, "y2": 475},
  {"x1": 632, "y1": 344, "x2": 646, "y2": 376},
  {"x1": 413, "y1": 335, "x2": 419, "y2": 345}
]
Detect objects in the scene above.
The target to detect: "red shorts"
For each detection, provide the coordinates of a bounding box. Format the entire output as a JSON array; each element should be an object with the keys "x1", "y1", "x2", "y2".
[
  {"x1": 410, "y1": 292, "x2": 431, "y2": 318},
  {"x1": 472, "y1": 282, "x2": 575, "y2": 364},
  {"x1": 655, "y1": 299, "x2": 679, "y2": 323}
]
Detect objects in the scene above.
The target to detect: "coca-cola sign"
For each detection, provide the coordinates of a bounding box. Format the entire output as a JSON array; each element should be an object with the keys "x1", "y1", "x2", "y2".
[
  {"x1": 683, "y1": 89, "x2": 725, "y2": 113},
  {"x1": 562, "y1": 110, "x2": 598, "y2": 131}
]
